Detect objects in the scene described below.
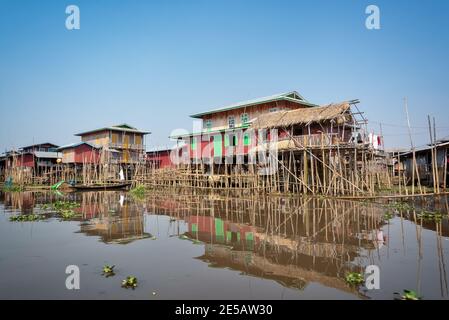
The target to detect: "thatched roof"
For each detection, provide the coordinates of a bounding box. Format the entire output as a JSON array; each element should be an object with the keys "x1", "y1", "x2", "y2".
[{"x1": 251, "y1": 102, "x2": 351, "y2": 129}]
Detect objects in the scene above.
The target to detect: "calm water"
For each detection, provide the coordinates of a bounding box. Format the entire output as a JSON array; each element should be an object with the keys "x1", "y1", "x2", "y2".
[{"x1": 0, "y1": 190, "x2": 448, "y2": 300}]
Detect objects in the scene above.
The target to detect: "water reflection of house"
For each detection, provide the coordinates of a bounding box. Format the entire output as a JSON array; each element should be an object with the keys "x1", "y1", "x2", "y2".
[
  {"x1": 182, "y1": 214, "x2": 374, "y2": 296},
  {"x1": 78, "y1": 193, "x2": 150, "y2": 244},
  {"x1": 80, "y1": 216, "x2": 150, "y2": 244},
  {"x1": 1, "y1": 191, "x2": 36, "y2": 214}
]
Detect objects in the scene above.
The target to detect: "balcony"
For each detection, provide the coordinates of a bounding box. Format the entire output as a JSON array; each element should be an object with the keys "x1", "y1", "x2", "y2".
[
  {"x1": 286, "y1": 133, "x2": 345, "y2": 148},
  {"x1": 109, "y1": 143, "x2": 144, "y2": 151}
]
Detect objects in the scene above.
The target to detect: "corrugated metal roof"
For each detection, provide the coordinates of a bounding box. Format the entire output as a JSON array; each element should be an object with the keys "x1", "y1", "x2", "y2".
[
  {"x1": 33, "y1": 151, "x2": 62, "y2": 159},
  {"x1": 399, "y1": 141, "x2": 449, "y2": 157},
  {"x1": 57, "y1": 142, "x2": 99, "y2": 151},
  {"x1": 147, "y1": 146, "x2": 175, "y2": 153},
  {"x1": 75, "y1": 124, "x2": 150, "y2": 136},
  {"x1": 20, "y1": 142, "x2": 59, "y2": 150},
  {"x1": 169, "y1": 124, "x2": 251, "y2": 139},
  {"x1": 190, "y1": 91, "x2": 319, "y2": 118}
]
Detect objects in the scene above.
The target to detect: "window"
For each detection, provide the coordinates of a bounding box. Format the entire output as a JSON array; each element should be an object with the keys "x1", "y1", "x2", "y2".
[
  {"x1": 293, "y1": 126, "x2": 303, "y2": 136},
  {"x1": 205, "y1": 119, "x2": 212, "y2": 131},
  {"x1": 240, "y1": 113, "x2": 249, "y2": 125},
  {"x1": 228, "y1": 134, "x2": 237, "y2": 147},
  {"x1": 243, "y1": 133, "x2": 251, "y2": 146},
  {"x1": 225, "y1": 134, "x2": 237, "y2": 147},
  {"x1": 191, "y1": 137, "x2": 197, "y2": 150},
  {"x1": 269, "y1": 108, "x2": 279, "y2": 113},
  {"x1": 228, "y1": 116, "x2": 235, "y2": 129}
]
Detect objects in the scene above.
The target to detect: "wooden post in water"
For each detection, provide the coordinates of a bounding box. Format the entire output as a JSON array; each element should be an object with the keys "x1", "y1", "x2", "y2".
[{"x1": 428, "y1": 115, "x2": 437, "y2": 194}]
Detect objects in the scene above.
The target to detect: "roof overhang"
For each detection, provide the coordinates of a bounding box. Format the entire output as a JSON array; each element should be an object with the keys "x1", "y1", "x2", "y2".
[
  {"x1": 189, "y1": 91, "x2": 319, "y2": 119},
  {"x1": 75, "y1": 126, "x2": 150, "y2": 136}
]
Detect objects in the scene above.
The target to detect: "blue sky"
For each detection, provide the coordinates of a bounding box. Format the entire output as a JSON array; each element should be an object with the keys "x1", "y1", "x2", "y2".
[{"x1": 1, "y1": 0, "x2": 448, "y2": 151}]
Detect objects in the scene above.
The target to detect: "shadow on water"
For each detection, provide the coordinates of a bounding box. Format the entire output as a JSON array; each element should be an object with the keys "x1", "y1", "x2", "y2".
[{"x1": 0, "y1": 190, "x2": 448, "y2": 299}]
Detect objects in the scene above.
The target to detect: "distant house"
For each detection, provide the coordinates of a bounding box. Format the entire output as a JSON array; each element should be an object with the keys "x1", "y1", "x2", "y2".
[
  {"x1": 0, "y1": 154, "x2": 6, "y2": 180},
  {"x1": 56, "y1": 142, "x2": 101, "y2": 164},
  {"x1": 399, "y1": 140, "x2": 449, "y2": 187},
  {"x1": 20, "y1": 142, "x2": 59, "y2": 153},
  {"x1": 146, "y1": 147, "x2": 175, "y2": 169},
  {"x1": 74, "y1": 124, "x2": 150, "y2": 164},
  {"x1": 14, "y1": 143, "x2": 62, "y2": 172}
]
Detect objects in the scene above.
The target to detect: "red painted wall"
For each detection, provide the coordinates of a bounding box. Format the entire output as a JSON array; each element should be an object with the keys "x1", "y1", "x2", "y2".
[
  {"x1": 146, "y1": 150, "x2": 174, "y2": 169},
  {"x1": 18, "y1": 154, "x2": 35, "y2": 167},
  {"x1": 73, "y1": 144, "x2": 101, "y2": 164}
]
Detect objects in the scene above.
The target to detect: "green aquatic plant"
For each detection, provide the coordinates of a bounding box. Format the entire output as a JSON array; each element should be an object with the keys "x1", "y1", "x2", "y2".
[
  {"x1": 417, "y1": 211, "x2": 444, "y2": 222},
  {"x1": 9, "y1": 214, "x2": 42, "y2": 222},
  {"x1": 395, "y1": 289, "x2": 421, "y2": 300},
  {"x1": 59, "y1": 209, "x2": 77, "y2": 220},
  {"x1": 45, "y1": 201, "x2": 81, "y2": 220},
  {"x1": 102, "y1": 265, "x2": 115, "y2": 277},
  {"x1": 52, "y1": 201, "x2": 80, "y2": 210},
  {"x1": 2, "y1": 185, "x2": 24, "y2": 192},
  {"x1": 387, "y1": 202, "x2": 414, "y2": 211},
  {"x1": 129, "y1": 185, "x2": 146, "y2": 199},
  {"x1": 121, "y1": 276, "x2": 138, "y2": 289},
  {"x1": 383, "y1": 212, "x2": 394, "y2": 220},
  {"x1": 345, "y1": 272, "x2": 364, "y2": 286}
]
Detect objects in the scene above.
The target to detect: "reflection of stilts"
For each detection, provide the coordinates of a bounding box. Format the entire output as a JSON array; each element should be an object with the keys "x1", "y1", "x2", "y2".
[
  {"x1": 412, "y1": 209, "x2": 423, "y2": 296},
  {"x1": 436, "y1": 221, "x2": 448, "y2": 297}
]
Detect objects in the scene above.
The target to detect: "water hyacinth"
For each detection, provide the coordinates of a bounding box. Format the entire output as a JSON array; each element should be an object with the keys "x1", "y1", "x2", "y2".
[
  {"x1": 122, "y1": 276, "x2": 138, "y2": 289},
  {"x1": 102, "y1": 265, "x2": 115, "y2": 277},
  {"x1": 9, "y1": 214, "x2": 43, "y2": 222},
  {"x1": 395, "y1": 289, "x2": 421, "y2": 300},
  {"x1": 345, "y1": 272, "x2": 364, "y2": 286}
]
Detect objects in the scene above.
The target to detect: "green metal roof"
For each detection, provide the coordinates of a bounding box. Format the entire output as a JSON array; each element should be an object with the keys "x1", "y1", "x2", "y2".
[
  {"x1": 75, "y1": 124, "x2": 150, "y2": 136},
  {"x1": 169, "y1": 124, "x2": 251, "y2": 139},
  {"x1": 190, "y1": 91, "x2": 318, "y2": 119}
]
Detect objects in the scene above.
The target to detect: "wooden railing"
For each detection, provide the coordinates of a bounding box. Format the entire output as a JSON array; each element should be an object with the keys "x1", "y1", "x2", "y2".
[
  {"x1": 110, "y1": 143, "x2": 144, "y2": 150},
  {"x1": 286, "y1": 133, "x2": 343, "y2": 148}
]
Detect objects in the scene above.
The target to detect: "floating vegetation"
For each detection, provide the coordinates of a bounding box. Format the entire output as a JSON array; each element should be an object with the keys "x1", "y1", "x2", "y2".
[
  {"x1": 129, "y1": 185, "x2": 146, "y2": 199},
  {"x1": 41, "y1": 201, "x2": 81, "y2": 220},
  {"x1": 417, "y1": 211, "x2": 444, "y2": 222},
  {"x1": 394, "y1": 289, "x2": 421, "y2": 300},
  {"x1": 178, "y1": 234, "x2": 202, "y2": 245},
  {"x1": 59, "y1": 209, "x2": 78, "y2": 220},
  {"x1": 52, "y1": 201, "x2": 80, "y2": 211},
  {"x1": 383, "y1": 212, "x2": 394, "y2": 220},
  {"x1": 2, "y1": 185, "x2": 24, "y2": 192},
  {"x1": 387, "y1": 202, "x2": 414, "y2": 211},
  {"x1": 345, "y1": 272, "x2": 364, "y2": 286},
  {"x1": 9, "y1": 214, "x2": 43, "y2": 222},
  {"x1": 122, "y1": 276, "x2": 138, "y2": 289},
  {"x1": 102, "y1": 265, "x2": 115, "y2": 277}
]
